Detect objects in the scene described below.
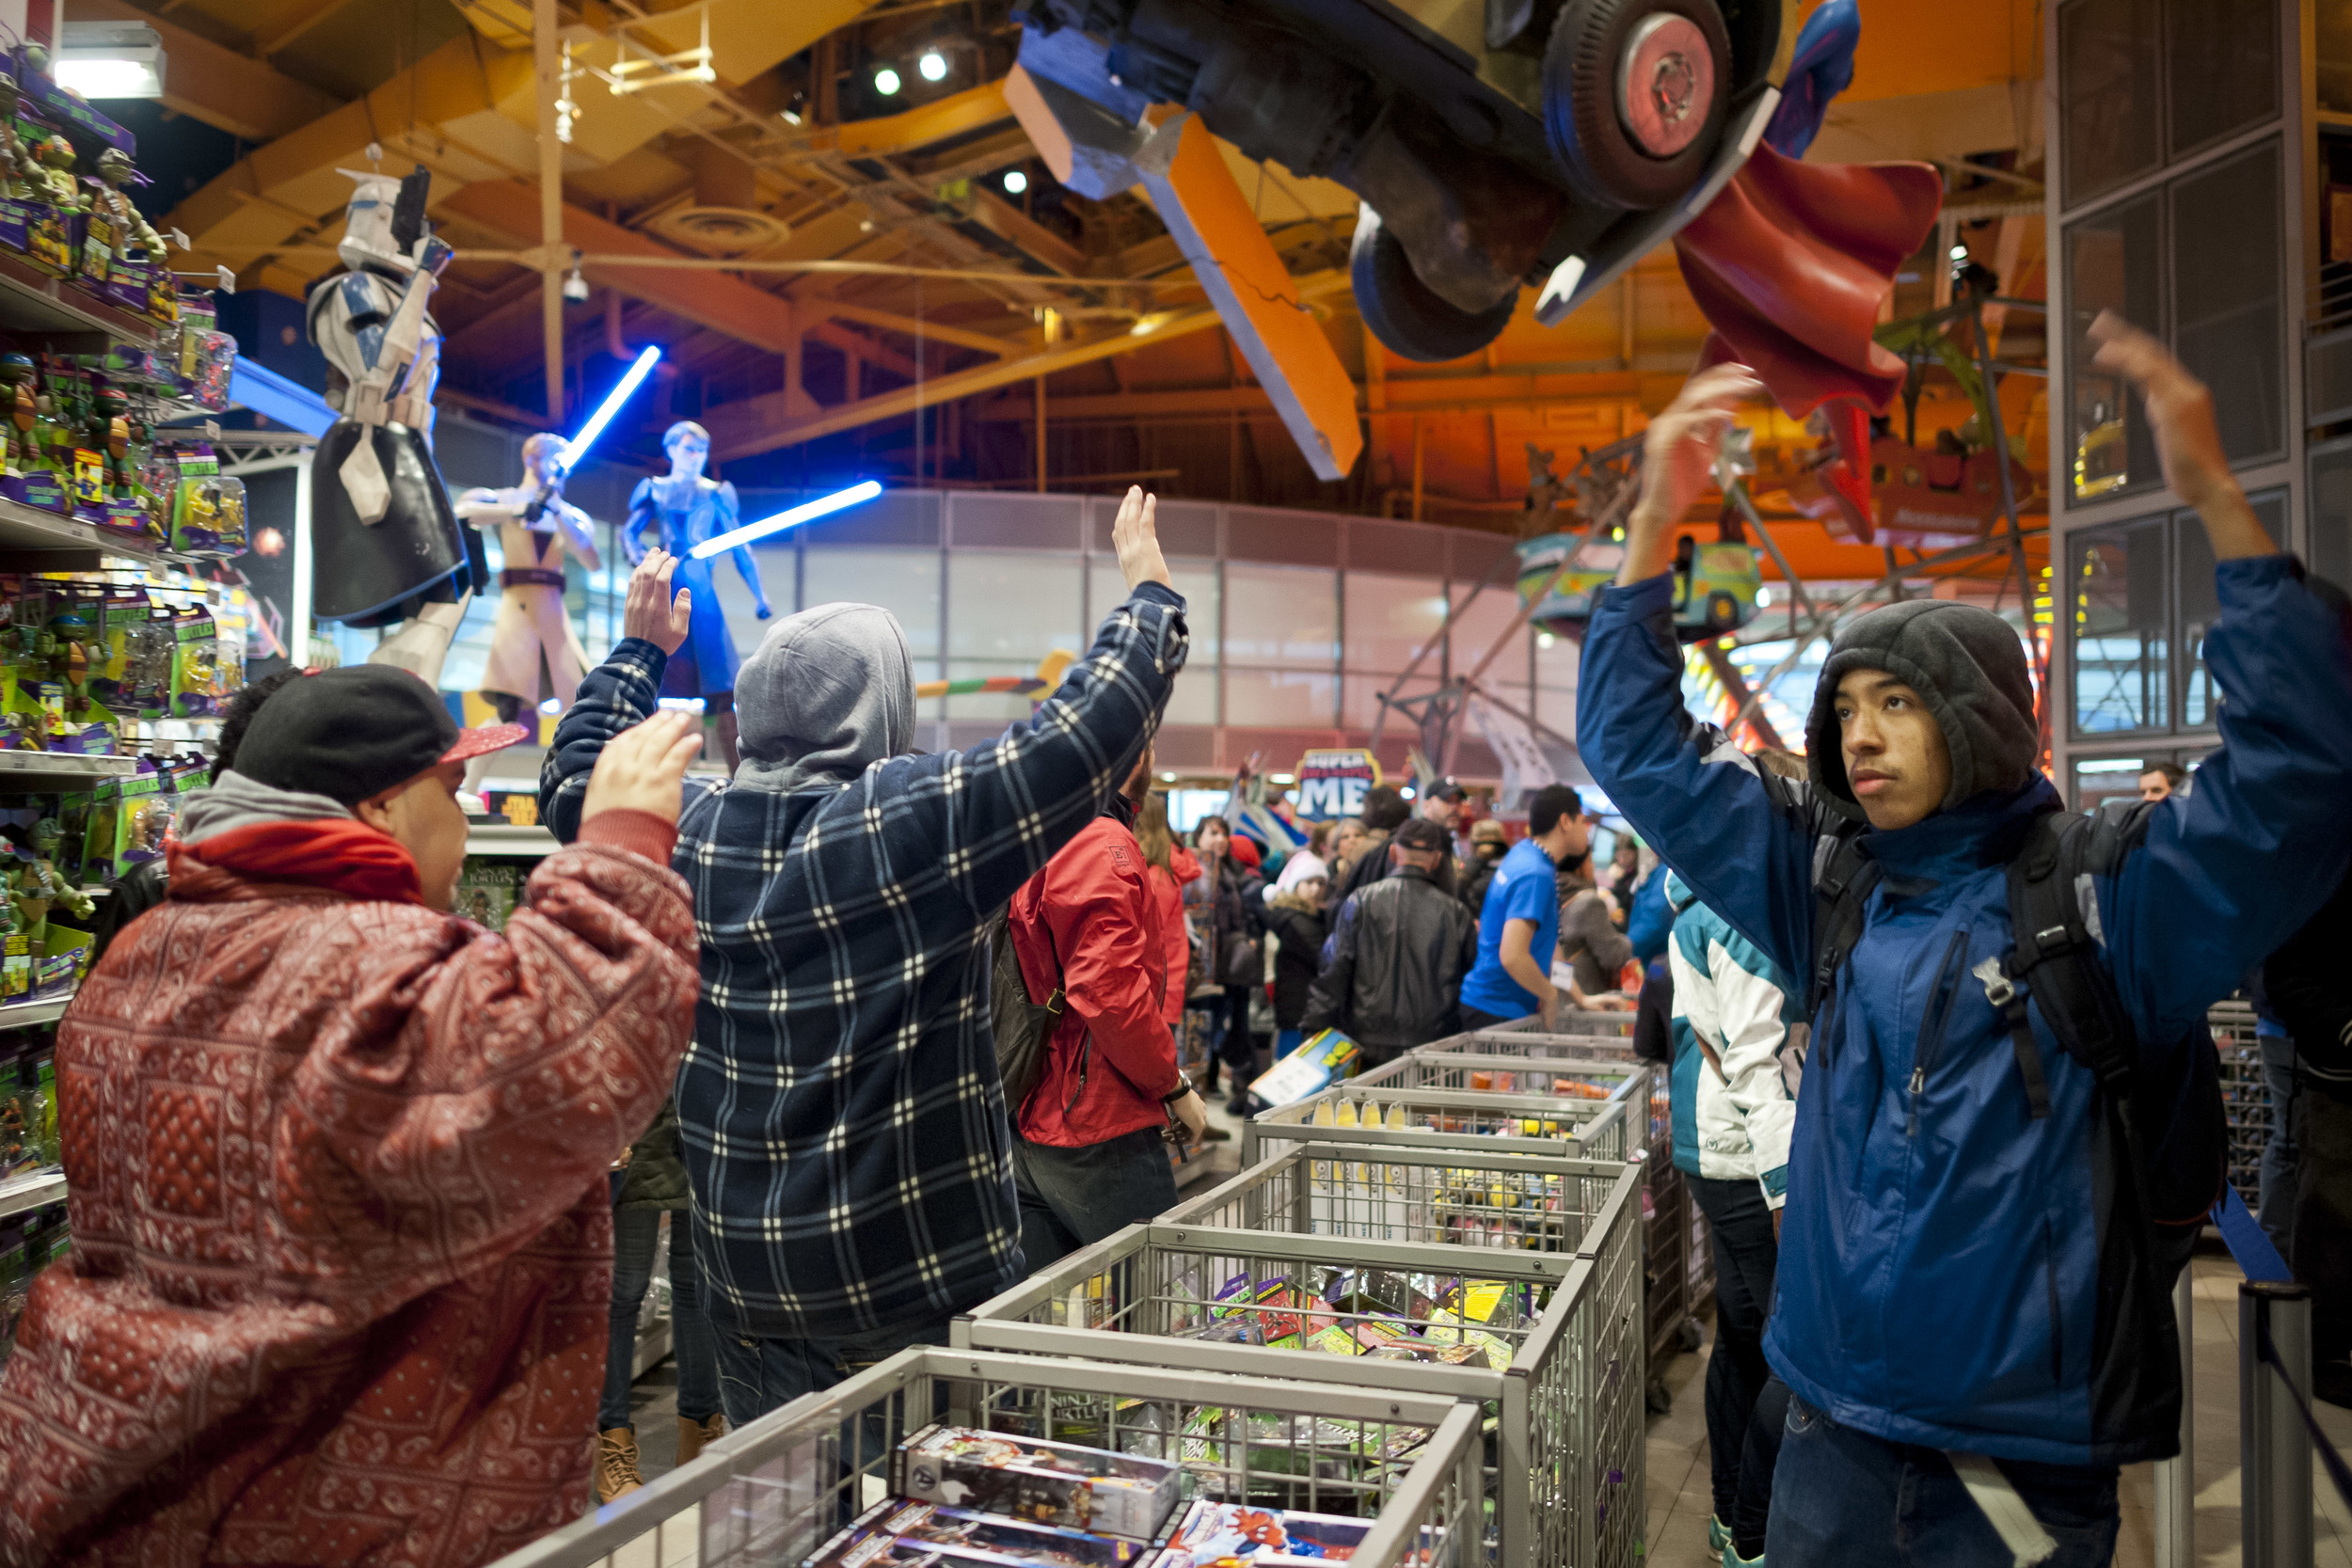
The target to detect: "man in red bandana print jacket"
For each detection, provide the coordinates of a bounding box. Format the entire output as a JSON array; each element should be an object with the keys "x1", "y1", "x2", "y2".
[{"x1": 0, "y1": 664, "x2": 705, "y2": 1568}]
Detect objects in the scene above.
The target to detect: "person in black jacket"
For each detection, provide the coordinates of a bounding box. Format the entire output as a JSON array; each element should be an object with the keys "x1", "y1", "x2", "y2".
[
  {"x1": 1303, "y1": 818, "x2": 1477, "y2": 1065},
  {"x1": 1186, "y1": 814, "x2": 1265, "y2": 1110},
  {"x1": 2264, "y1": 575, "x2": 2352, "y2": 1406},
  {"x1": 1262, "y1": 874, "x2": 1330, "y2": 1054},
  {"x1": 1327, "y1": 786, "x2": 1411, "y2": 911}
]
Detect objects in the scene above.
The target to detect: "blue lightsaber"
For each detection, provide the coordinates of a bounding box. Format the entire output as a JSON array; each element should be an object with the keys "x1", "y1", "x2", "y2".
[
  {"x1": 561, "y1": 345, "x2": 663, "y2": 469},
  {"x1": 690, "y1": 480, "x2": 883, "y2": 558}
]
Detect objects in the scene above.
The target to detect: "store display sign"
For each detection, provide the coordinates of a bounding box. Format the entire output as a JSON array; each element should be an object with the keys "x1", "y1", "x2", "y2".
[{"x1": 1292, "y1": 748, "x2": 1380, "y2": 819}]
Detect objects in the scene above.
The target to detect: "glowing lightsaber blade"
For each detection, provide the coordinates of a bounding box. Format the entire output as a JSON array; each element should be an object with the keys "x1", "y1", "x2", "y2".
[
  {"x1": 560, "y1": 345, "x2": 663, "y2": 469},
  {"x1": 690, "y1": 479, "x2": 883, "y2": 558}
]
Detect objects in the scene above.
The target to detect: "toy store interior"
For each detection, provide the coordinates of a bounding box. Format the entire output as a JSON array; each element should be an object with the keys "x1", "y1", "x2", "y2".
[{"x1": 0, "y1": 1, "x2": 2349, "y2": 1567}]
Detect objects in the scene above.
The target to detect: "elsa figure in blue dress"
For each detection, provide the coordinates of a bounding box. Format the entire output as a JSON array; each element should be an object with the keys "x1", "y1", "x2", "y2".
[{"x1": 624, "y1": 420, "x2": 772, "y2": 769}]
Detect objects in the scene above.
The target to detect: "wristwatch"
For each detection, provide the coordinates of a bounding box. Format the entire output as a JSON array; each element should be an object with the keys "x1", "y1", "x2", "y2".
[{"x1": 1160, "y1": 1082, "x2": 1193, "y2": 1104}]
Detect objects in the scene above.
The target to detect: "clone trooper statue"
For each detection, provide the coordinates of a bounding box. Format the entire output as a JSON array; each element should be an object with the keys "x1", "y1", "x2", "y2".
[
  {"x1": 452, "y1": 433, "x2": 602, "y2": 790},
  {"x1": 305, "y1": 166, "x2": 484, "y2": 688}
]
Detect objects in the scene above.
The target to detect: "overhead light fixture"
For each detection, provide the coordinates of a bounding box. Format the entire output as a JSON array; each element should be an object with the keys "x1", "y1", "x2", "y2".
[
  {"x1": 874, "y1": 66, "x2": 902, "y2": 96},
  {"x1": 1003, "y1": 169, "x2": 1028, "y2": 196},
  {"x1": 562, "y1": 262, "x2": 590, "y2": 304},
  {"x1": 692, "y1": 480, "x2": 884, "y2": 558},
  {"x1": 918, "y1": 51, "x2": 948, "y2": 82},
  {"x1": 1948, "y1": 244, "x2": 1969, "y2": 261},
  {"x1": 782, "y1": 108, "x2": 803, "y2": 125},
  {"x1": 56, "y1": 21, "x2": 167, "y2": 98}
]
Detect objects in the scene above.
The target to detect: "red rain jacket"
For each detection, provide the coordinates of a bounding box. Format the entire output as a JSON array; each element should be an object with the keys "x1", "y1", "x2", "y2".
[
  {"x1": 1010, "y1": 815, "x2": 1184, "y2": 1147},
  {"x1": 1149, "y1": 846, "x2": 1201, "y2": 1031},
  {"x1": 0, "y1": 811, "x2": 698, "y2": 1568}
]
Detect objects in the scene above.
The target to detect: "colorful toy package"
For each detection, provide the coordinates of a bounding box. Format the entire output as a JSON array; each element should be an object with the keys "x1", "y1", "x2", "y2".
[
  {"x1": 1161, "y1": 1501, "x2": 1377, "y2": 1568},
  {"x1": 169, "y1": 605, "x2": 227, "y2": 718},
  {"x1": 454, "y1": 859, "x2": 520, "y2": 932},
  {"x1": 807, "y1": 1498, "x2": 1159, "y2": 1568},
  {"x1": 893, "y1": 1425, "x2": 1180, "y2": 1543},
  {"x1": 82, "y1": 768, "x2": 165, "y2": 879},
  {"x1": 169, "y1": 448, "x2": 247, "y2": 557}
]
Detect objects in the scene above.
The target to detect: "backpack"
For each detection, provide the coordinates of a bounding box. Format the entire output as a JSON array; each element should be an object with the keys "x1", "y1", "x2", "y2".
[
  {"x1": 987, "y1": 907, "x2": 1065, "y2": 1111},
  {"x1": 1806, "y1": 797, "x2": 2228, "y2": 1233}
]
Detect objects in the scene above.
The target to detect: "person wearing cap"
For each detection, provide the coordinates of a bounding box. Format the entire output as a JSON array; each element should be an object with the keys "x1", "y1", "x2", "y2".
[
  {"x1": 0, "y1": 667, "x2": 706, "y2": 1565},
  {"x1": 1577, "y1": 323, "x2": 2352, "y2": 1562},
  {"x1": 540, "y1": 485, "x2": 1184, "y2": 1424},
  {"x1": 1300, "y1": 816, "x2": 1478, "y2": 1066},
  {"x1": 1457, "y1": 816, "x2": 1508, "y2": 915}
]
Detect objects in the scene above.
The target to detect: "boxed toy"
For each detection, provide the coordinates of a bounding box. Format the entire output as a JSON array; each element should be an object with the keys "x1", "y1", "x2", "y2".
[
  {"x1": 808, "y1": 1498, "x2": 1158, "y2": 1568},
  {"x1": 894, "y1": 1425, "x2": 1180, "y2": 1543},
  {"x1": 1161, "y1": 1501, "x2": 1377, "y2": 1568},
  {"x1": 454, "y1": 858, "x2": 520, "y2": 931}
]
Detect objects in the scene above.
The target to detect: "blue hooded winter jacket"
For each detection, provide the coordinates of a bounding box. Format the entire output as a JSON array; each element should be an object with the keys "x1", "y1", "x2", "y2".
[{"x1": 1578, "y1": 558, "x2": 2352, "y2": 1465}]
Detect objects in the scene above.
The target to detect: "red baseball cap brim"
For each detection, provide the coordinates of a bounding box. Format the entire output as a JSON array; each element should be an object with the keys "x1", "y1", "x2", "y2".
[{"x1": 437, "y1": 722, "x2": 532, "y2": 766}]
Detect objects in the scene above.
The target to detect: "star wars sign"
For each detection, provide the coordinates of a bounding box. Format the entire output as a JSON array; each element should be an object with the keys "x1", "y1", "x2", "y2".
[{"x1": 1292, "y1": 749, "x2": 1381, "y2": 819}]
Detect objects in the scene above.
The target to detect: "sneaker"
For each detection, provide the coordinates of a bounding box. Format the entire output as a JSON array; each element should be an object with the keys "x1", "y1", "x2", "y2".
[
  {"x1": 677, "y1": 1411, "x2": 726, "y2": 1466},
  {"x1": 1722, "y1": 1543, "x2": 1764, "y2": 1567},
  {"x1": 1708, "y1": 1517, "x2": 1730, "y2": 1555},
  {"x1": 596, "y1": 1427, "x2": 644, "y2": 1503}
]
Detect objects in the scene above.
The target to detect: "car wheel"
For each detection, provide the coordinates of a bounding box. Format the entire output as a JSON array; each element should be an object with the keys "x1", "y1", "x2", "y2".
[
  {"x1": 1350, "y1": 204, "x2": 1517, "y2": 364},
  {"x1": 1543, "y1": 0, "x2": 1734, "y2": 212},
  {"x1": 1706, "y1": 591, "x2": 1740, "y2": 631}
]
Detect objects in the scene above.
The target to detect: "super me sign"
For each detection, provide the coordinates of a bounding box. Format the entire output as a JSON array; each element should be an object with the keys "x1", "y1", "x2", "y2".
[{"x1": 1293, "y1": 749, "x2": 1381, "y2": 819}]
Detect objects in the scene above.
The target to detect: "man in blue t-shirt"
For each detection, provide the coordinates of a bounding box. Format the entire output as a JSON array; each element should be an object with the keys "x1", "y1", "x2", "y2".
[{"x1": 1460, "y1": 784, "x2": 1589, "y2": 1030}]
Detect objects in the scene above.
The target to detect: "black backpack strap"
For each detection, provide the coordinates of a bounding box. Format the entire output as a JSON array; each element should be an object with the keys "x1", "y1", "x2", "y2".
[
  {"x1": 1806, "y1": 822, "x2": 1880, "y2": 1018},
  {"x1": 2001, "y1": 803, "x2": 2155, "y2": 1094}
]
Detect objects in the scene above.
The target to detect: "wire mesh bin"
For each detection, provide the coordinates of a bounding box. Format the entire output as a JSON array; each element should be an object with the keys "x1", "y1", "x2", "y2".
[
  {"x1": 955, "y1": 1178, "x2": 1645, "y2": 1568},
  {"x1": 1354, "y1": 1054, "x2": 1646, "y2": 1103},
  {"x1": 1244, "y1": 1085, "x2": 1633, "y2": 1167},
  {"x1": 2211, "y1": 997, "x2": 2265, "y2": 1212},
  {"x1": 480, "y1": 1347, "x2": 1485, "y2": 1568}
]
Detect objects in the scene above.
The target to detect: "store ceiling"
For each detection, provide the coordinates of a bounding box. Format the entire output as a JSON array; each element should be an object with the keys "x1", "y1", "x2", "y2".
[{"x1": 117, "y1": 0, "x2": 2051, "y2": 586}]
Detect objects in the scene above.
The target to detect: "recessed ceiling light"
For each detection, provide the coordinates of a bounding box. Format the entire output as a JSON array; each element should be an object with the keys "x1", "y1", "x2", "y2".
[
  {"x1": 1003, "y1": 169, "x2": 1028, "y2": 196},
  {"x1": 918, "y1": 51, "x2": 948, "y2": 82},
  {"x1": 874, "y1": 66, "x2": 901, "y2": 95}
]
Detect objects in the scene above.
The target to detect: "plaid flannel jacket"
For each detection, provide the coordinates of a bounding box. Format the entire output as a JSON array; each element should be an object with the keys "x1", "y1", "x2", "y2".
[{"x1": 541, "y1": 582, "x2": 1186, "y2": 1338}]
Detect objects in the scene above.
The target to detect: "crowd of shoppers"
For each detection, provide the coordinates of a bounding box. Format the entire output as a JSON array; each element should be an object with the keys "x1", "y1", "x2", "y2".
[{"x1": 8, "y1": 297, "x2": 2352, "y2": 1568}]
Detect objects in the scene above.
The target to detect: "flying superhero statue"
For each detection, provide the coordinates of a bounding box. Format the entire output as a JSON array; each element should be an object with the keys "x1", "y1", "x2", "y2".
[{"x1": 304, "y1": 165, "x2": 484, "y2": 688}]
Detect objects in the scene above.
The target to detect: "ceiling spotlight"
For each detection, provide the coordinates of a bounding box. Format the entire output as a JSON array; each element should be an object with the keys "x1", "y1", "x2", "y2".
[
  {"x1": 1948, "y1": 244, "x2": 1968, "y2": 261},
  {"x1": 874, "y1": 66, "x2": 902, "y2": 96},
  {"x1": 782, "y1": 108, "x2": 803, "y2": 125},
  {"x1": 918, "y1": 50, "x2": 948, "y2": 82},
  {"x1": 562, "y1": 262, "x2": 590, "y2": 304},
  {"x1": 1003, "y1": 169, "x2": 1028, "y2": 196}
]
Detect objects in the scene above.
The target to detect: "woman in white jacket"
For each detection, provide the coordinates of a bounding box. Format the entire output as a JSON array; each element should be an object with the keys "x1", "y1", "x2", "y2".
[{"x1": 1666, "y1": 870, "x2": 1806, "y2": 1568}]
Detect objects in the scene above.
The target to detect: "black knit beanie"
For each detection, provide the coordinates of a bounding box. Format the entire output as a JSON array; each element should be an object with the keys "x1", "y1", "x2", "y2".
[{"x1": 1804, "y1": 599, "x2": 2037, "y2": 814}]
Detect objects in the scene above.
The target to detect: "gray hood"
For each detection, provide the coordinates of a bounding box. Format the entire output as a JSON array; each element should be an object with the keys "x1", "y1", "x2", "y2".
[
  {"x1": 733, "y1": 601, "x2": 915, "y2": 794},
  {"x1": 180, "y1": 770, "x2": 356, "y2": 843},
  {"x1": 1804, "y1": 598, "x2": 2037, "y2": 813}
]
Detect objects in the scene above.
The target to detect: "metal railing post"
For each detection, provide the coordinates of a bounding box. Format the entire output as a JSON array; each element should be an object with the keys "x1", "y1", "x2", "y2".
[
  {"x1": 2239, "y1": 1279, "x2": 2313, "y2": 1568},
  {"x1": 2153, "y1": 1264, "x2": 2195, "y2": 1568}
]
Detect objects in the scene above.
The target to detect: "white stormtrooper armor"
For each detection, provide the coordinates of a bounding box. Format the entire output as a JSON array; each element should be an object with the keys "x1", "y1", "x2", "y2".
[{"x1": 305, "y1": 167, "x2": 476, "y2": 689}]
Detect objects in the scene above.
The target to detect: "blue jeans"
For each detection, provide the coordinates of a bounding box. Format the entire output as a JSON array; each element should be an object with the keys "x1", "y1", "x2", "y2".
[
  {"x1": 2258, "y1": 1033, "x2": 2301, "y2": 1265},
  {"x1": 711, "y1": 1310, "x2": 960, "y2": 1430},
  {"x1": 601, "y1": 1207, "x2": 722, "y2": 1430},
  {"x1": 1275, "y1": 1027, "x2": 1304, "y2": 1058},
  {"x1": 1766, "y1": 1395, "x2": 2121, "y2": 1565},
  {"x1": 1012, "y1": 1126, "x2": 1180, "y2": 1271}
]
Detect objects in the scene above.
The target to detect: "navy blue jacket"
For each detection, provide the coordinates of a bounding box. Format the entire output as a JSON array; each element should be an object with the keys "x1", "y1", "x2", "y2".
[{"x1": 1578, "y1": 558, "x2": 2352, "y2": 1464}]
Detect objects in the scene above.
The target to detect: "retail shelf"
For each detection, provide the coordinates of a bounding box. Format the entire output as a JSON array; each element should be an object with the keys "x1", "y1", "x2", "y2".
[
  {"x1": 0, "y1": 996, "x2": 68, "y2": 1029},
  {"x1": 0, "y1": 1169, "x2": 65, "y2": 1220},
  {"x1": 466, "y1": 823, "x2": 560, "y2": 860},
  {"x1": 0, "y1": 751, "x2": 140, "y2": 787},
  {"x1": 0, "y1": 250, "x2": 157, "y2": 345},
  {"x1": 0, "y1": 493, "x2": 198, "y2": 570}
]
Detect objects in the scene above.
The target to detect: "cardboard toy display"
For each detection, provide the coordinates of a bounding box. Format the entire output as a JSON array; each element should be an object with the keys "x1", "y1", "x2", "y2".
[{"x1": 894, "y1": 1425, "x2": 1181, "y2": 1543}]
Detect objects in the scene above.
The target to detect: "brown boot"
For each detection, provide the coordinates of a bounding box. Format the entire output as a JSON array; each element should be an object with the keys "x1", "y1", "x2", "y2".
[
  {"x1": 676, "y1": 1410, "x2": 726, "y2": 1465},
  {"x1": 596, "y1": 1427, "x2": 644, "y2": 1503}
]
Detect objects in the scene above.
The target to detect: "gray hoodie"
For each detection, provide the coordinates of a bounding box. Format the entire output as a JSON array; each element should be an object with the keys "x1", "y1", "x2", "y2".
[{"x1": 733, "y1": 602, "x2": 915, "y2": 794}]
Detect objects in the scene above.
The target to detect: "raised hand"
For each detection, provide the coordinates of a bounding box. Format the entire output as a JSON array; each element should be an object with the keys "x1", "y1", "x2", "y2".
[
  {"x1": 581, "y1": 709, "x2": 704, "y2": 827},
  {"x1": 1112, "y1": 484, "x2": 1172, "y2": 593},
  {"x1": 626, "y1": 549, "x2": 693, "y2": 654},
  {"x1": 2086, "y1": 310, "x2": 2273, "y2": 559},
  {"x1": 1619, "y1": 362, "x2": 1765, "y2": 586}
]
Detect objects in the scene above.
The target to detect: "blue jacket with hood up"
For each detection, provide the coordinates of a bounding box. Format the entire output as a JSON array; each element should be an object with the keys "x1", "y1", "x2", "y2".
[{"x1": 1578, "y1": 558, "x2": 2352, "y2": 1465}]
